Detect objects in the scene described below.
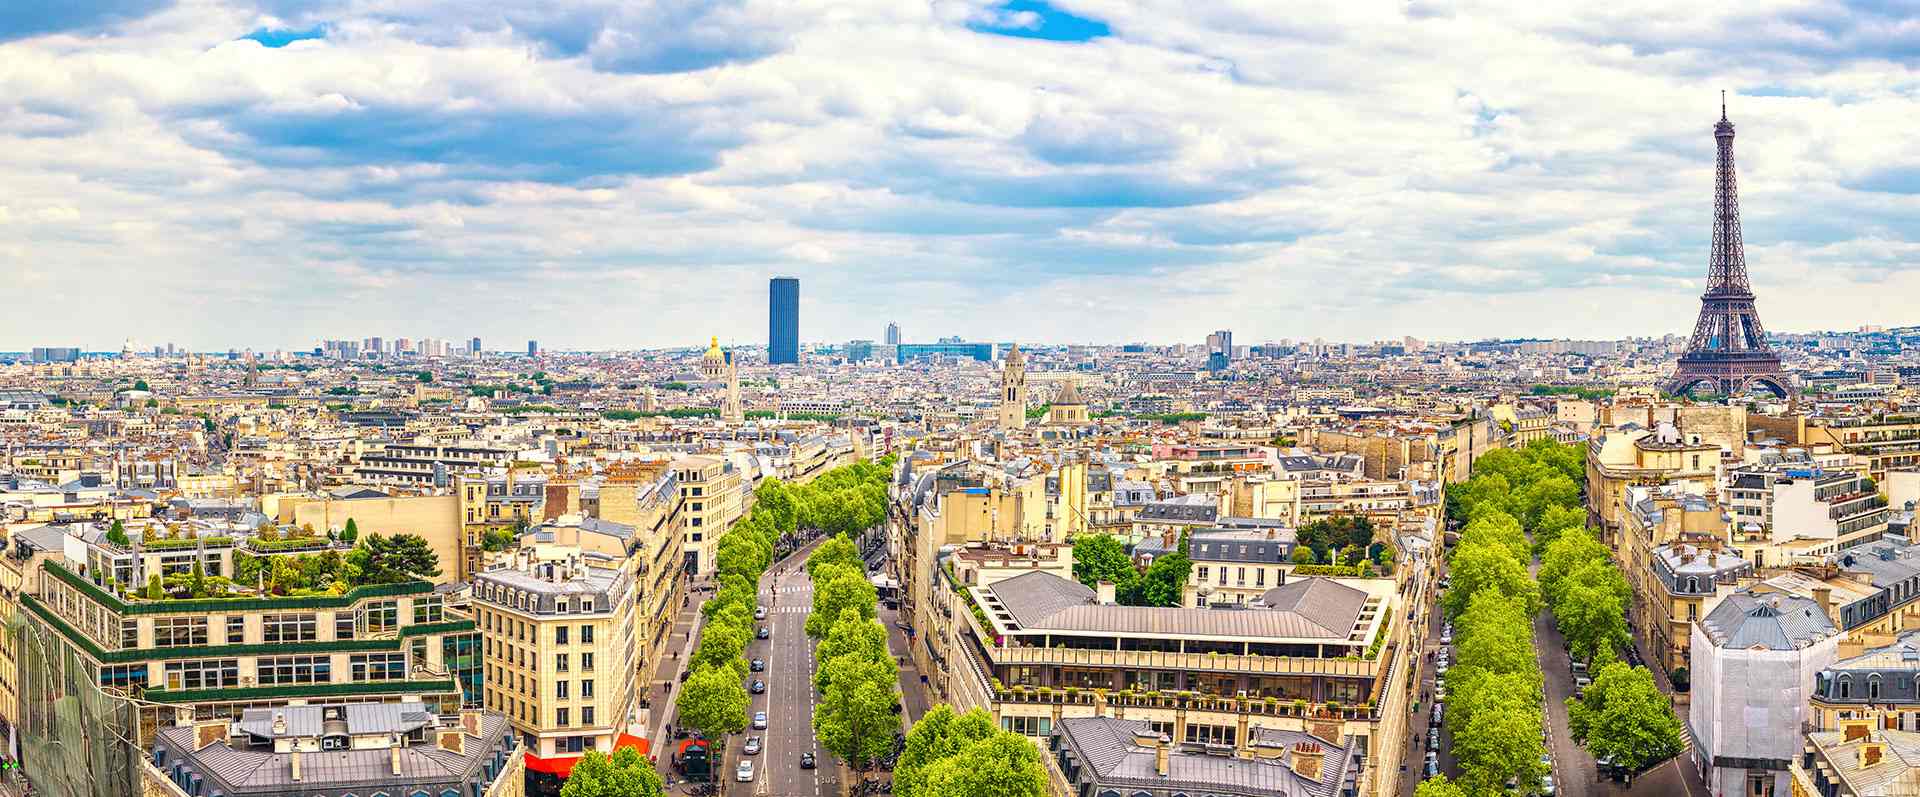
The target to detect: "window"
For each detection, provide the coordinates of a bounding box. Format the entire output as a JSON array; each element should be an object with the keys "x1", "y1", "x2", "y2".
[
  {"x1": 337, "y1": 614, "x2": 356, "y2": 640},
  {"x1": 101, "y1": 664, "x2": 147, "y2": 687},
  {"x1": 1197, "y1": 567, "x2": 1209, "y2": 582},
  {"x1": 412, "y1": 596, "x2": 444, "y2": 624},
  {"x1": 580, "y1": 625, "x2": 594, "y2": 644},
  {"x1": 581, "y1": 653, "x2": 594, "y2": 671},
  {"x1": 581, "y1": 679, "x2": 594, "y2": 698},
  {"x1": 556, "y1": 654, "x2": 569, "y2": 673},
  {"x1": 1839, "y1": 675, "x2": 1853, "y2": 699},
  {"x1": 352, "y1": 653, "x2": 407, "y2": 682},
  {"x1": 556, "y1": 681, "x2": 569, "y2": 699},
  {"x1": 556, "y1": 708, "x2": 569, "y2": 726},
  {"x1": 556, "y1": 627, "x2": 569, "y2": 645},
  {"x1": 564, "y1": 737, "x2": 585, "y2": 753},
  {"x1": 581, "y1": 707, "x2": 594, "y2": 726},
  {"x1": 153, "y1": 617, "x2": 208, "y2": 648},
  {"x1": 227, "y1": 616, "x2": 245, "y2": 644},
  {"x1": 120, "y1": 619, "x2": 140, "y2": 649},
  {"x1": 163, "y1": 659, "x2": 239, "y2": 690},
  {"x1": 258, "y1": 655, "x2": 332, "y2": 685},
  {"x1": 1255, "y1": 569, "x2": 1265, "y2": 587},
  {"x1": 1871, "y1": 675, "x2": 1883, "y2": 701},
  {"x1": 263, "y1": 613, "x2": 318, "y2": 643},
  {"x1": 362, "y1": 600, "x2": 398, "y2": 633}
]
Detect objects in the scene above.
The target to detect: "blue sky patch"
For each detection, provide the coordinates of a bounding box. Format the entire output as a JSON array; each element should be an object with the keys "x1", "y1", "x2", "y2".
[
  {"x1": 968, "y1": 1, "x2": 1110, "y2": 42},
  {"x1": 240, "y1": 26, "x2": 326, "y2": 48}
]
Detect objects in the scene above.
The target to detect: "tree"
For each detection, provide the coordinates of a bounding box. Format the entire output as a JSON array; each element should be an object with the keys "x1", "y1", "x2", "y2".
[
  {"x1": 1460, "y1": 511, "x2": 1529, "y2": 564},
  {"x1": 813, "y1": 654, "x2": 899, "y2": 771},
  {"x1": 561, "y1": 746, "x2": 664, "y2": 797},
  {"x1": 807, "y1": 566, "x2": 878, "y2": 638},
  {"x1": 1567, "y1": 662, "x2": 1685, "y2": 773},
  {"x1": 896, "y1": 706, "x2": 999, "y2": 797},
  {"x1": 808, "y1": 535, "x2": 862, "y2": 580},
  {"x1": 347, "y1": 533, "x2": 441, "y2": 584},
  {"x1": 105, "y1": 519, "x2": 131, "y2": 548},
  {"x1": 816, "y1": 607, "x2": 893, "y2": 692},
  {"x1": 341, "y1": 518, "x2": 360, "y2": 544},
  {"x1": 1070, "y1": 533, "x2": 1138, "y2": 596},
  {"x1": 1452, "y1": 686, "x2": 1547, "y2": 794},
  {"x1": 692, "y1": 616, "x2": 751, "y2": 678},
  {"x1": 919, "y1": 731, "x2": 1048, "y2": 797},
  {"x1": 1455, "y1": 589, "x2": 1537, "y2": 676},
  {"x1": 1136, "y1": 549, "x2": 1191, "y2": 607},
  {"x1": 133, "y1": 379, "x2": 150, "y2": 392},
  {"x1": 1538, "y1": 528, "x2": 1612, "y2": 608},
  {"x1": 1556, "y1": 564, "x2": 1631, "y2": 663},
  {"x1": 1290, "y1": 545, "x2": 1318, "y2": 565},
  {"x1": 679, "y1": 665, "x2": 749, "y2": 739},
  {"x1": 1442, "y1": 541, "x2": 1541, "y2": 619},
  {"x1": 1413, "y1": 775, "x2": 1469, "y2": 797},
  {"x1": 755, "y1": 480, "x2": 798, "y2": 536}
]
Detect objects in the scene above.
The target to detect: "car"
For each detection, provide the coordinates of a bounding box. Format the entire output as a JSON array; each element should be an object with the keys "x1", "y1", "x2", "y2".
[
  {"x1": 1439, "y1": 630, "x2": 1452, "y2": 644},
  {"x1": 1424, "y1": 752, "x2": 1439, "y2": 778},
  {"x1": 754, "y1": 607, "x2": 767, "y2": 620},
  {"x1": 743, "y1": 736, "x2": 762, "y2": 755},
  {"x1": 1431, "y1": 705, "x2": 1444, "y2": 725},
  {"x1": 1540, "y1": 775, "x2": 1557, "y2": 795},
  {"x1": 800, "y1": 752, "x2": 817, "y2": 769},
  {"x1": 1427, "y1": 728, "x2": 1439, "y2": 751},
  {"x1": 736, "y1": 761, "x2": 755, "y2": 782},
  {"x1": 753, "y1": 711, "x2": 768, "y2": 730},
  {"x1": 758, "y1": 627, "x2": 770, "y2": 639},
  {"x1": 1434, "y1": 684, "x2": 1446, "y2": 701},
  {"x1": 751, "y1": 679, "x2": 766, "y2": 694},
  {"x1": 751, "y1": 658, "x2": 765, "y2": 672}
]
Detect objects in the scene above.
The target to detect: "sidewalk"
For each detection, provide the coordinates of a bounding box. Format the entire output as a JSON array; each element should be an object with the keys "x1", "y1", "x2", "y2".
[
  {"x1": 879, "y1": 602, "x2": 931, "y2": 732},
  {"x1": 647, "y1": 578, "x2": 713, "y2": 764}
]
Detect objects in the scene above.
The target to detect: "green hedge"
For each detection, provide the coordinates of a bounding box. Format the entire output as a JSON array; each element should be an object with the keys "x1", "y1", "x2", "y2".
[
  {"x1": 44, "y1": 560, "x2": 433, "y2": 615},
  {"x1": 242, "y1": 537, "x2": 334, "y2": 552},
  {"x1": 1290, "y1": 563, "x2": 1373, "y2": 578},
  {"x1": 141, "y1": 676, "x2": 461, "y2": 704},
  {"x1": 140, "y1": 536, "x2": 234, "y2": 551}
]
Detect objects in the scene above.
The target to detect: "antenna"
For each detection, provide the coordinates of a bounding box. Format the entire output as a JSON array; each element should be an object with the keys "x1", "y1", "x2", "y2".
[{"x1": 1720, "y1": 89, "x2": 1727, "y2": 121}]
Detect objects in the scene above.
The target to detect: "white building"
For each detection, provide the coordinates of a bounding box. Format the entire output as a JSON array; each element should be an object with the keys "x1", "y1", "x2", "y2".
[{"x1": 1692, "y1": 589, "x2": 1842, "y2": 797}]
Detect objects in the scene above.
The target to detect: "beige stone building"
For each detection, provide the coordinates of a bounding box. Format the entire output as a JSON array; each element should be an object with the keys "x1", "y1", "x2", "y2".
[{"x1": 674, "y1": 455, "x2": 747, "y2": 577}]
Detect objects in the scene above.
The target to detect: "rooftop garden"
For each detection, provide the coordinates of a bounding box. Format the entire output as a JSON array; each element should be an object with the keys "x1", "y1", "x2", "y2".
[{"x1": 67, "y1": 522, "x2": 442, "y2": 606}]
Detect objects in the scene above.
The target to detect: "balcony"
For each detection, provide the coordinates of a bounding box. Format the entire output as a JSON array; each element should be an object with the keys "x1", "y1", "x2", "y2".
[
  {"x1": 993, "y1": 685, "x2": 1380, "y2": 721},
  {"x1": 985, "y1": 645, "x2": 1379, "y2": 679}
]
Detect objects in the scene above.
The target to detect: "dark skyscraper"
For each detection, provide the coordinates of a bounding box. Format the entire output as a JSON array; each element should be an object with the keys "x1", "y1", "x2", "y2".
[
  {"x1": 527, "y1": 340, "x2": 538, "y2": 357},
  {"x1": 769, "y1": 277, "x2": 799, "y2": 364},
  {"x1": 470, "y1": 337, "x2": 482, "y2": 355}
]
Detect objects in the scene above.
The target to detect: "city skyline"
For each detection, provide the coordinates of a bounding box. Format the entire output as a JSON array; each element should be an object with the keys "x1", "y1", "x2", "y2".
[{"x1": 3, "y1": 3, "x2": 1919, "y2": 349}]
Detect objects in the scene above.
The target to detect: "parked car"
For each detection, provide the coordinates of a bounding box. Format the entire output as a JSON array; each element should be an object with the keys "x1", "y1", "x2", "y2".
[
  {"x1": 751, "y1": 659, "x2": 765, "y2": 672},
  {"x1": 744, "y1": 736, "x2": 762, "y2": 755},
  {"x1": 1427, "y1": 728, "x2": 1440, "y2": 751},
  {"x1": 758, "y1": 627, "x2": 770, "y2": 639},
  {"x1": 755, "y1": 607, "x2": 768, "y2": 620},
  {"x1": 751, "y1": 679, "x2": 766, "y2": 694},
  {"x1": 736, "y1": 761, "x2": 755, "y2": 782},
  {"x1": 1424, "y1": 752, "x2": 1439, "y2": 778},
  {"x1": 753, "y1": 711, "x2": 768, "y2": 730},
  {"x1": 800, "y1": 752, "x2": 817, "y2": 769},
  {"x1": 1541, "y1": 775, "x2": 1557, "y2": 795}
]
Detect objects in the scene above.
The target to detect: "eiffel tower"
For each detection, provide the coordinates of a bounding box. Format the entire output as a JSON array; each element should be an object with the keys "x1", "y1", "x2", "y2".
[{"x1": 1665, "y1": 95, "x2": 1791, "y2": 399}]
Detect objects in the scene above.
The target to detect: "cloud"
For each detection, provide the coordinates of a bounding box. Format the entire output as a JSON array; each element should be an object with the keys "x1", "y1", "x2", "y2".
[
  {"x1": 0, "y1": 0, "x2": 173, "y2": 41},
  {"x1": 2, "y1": 0, "x2": 1919, "y2": 350}
]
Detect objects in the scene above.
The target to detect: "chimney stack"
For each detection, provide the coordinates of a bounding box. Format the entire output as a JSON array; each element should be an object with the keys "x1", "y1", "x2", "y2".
[
  {"x1": 1289, "y1": 742, "x2": 1323, "y2": 781},
  {"x1": 1097, "y1": 580, "x2": 1116, "y2": 606},
  {"x1": 271, "y1": 712, "x2": 287, "y2": 735},
  {"x1": 290, "y1": 750, "x2": 302, "y2": 782},
  {"x1": 1155, "y1": 734, "x2": 1170, "y2": 777},
  {"x1": 391, "y1": 741, "x2": 403, "y2": 776},
  {"x1": 1814, "y1": 586, "x2": 1834, "y2": 618}
]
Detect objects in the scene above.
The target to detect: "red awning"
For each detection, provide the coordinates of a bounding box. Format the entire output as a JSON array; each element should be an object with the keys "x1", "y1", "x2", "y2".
[{"x1": 523, "y1": 734, "x2": 653, "y2": 778}]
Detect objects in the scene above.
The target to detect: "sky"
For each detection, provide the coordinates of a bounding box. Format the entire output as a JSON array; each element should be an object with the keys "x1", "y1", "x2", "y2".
[{"x1": 3, "y1": 0, "x2": 1919, "y2": 352}]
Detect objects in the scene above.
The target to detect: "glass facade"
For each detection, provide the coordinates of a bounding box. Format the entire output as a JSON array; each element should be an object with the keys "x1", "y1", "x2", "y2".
[{"x1": 769, "y1": 277, "x2": 799, "y2": 364}]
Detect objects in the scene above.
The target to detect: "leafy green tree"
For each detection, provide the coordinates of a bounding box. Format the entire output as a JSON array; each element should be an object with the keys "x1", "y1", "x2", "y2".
[
  {"x1": 815, "y1": 606, "x2": 893, "y2": 692},
  {"x1": 896, "y1": 706, "x2": 999, "y2": 797},
  {"x1": 813, "y1": 654, "x2": 900, "y2": 771},
  {"x1": 145, "y1": 574, "x2": 163, "y2": 600},
  {"x1": 1290, "y1": 546, "x2": 1318, "y2": 565},
  {"x1": 1459, "y1": 510, "x2": 1530, "y2": 564},
  {"x1": 481, "y1": 528, "x2": 515, "y2": 552},
  {"x1": 755, "y1": 480, "x2": 799, "y2": 535},
  {"x1": 105, "y1": 519, "x2": 131, "y2": 548},
  {"x1": 346, "y1": 533, "x2": 441, "y2": 584},
  {"x1": 1452, "y1": 685, "x2": 1547, "y2": 794},
  {"x1": 807, "y1": 566, "x2": 879, "y2": 638},
  {"x1": 1136, "y1": 549, "x2": 1191, "y2": 607},
  {"x1": 680, "y1": 664, "x2": 749, "y2": 741},
  {"x1": 1070, "y1": 533, "x2": 1138, "y2": 595},
  {"x1": 1413, "y1": 774, "x2": 1469, "y2": 797},
  {"x1": 1455, "y1": 589, "x2": 1537, "y2": 676},
  {"x1": 1538, "y1": 527, "x2": 1612, "y2": 607},
  {"x1": 1447, "y1": 472, "x2": 1512, "y2": 522},
  {"x1": 919, "y1": 731, "x2": 1048, "y2": 797},
  {"x1": 559, "y1": 745, "x2": 663, "y2": 797},
  {"x1": 691, "y1": 617, "x2": 750, "y2": 677},
  {"x1": 1566, "y1": 662, "x2": 1685, "y2": 772},
  {"x1": 1516, "y1": 474, "x2": 1582, "y2": 530},
  {"x1": 1442, "y1": 541, "x2": 1541, "y2": 619},
  {"x1": 808, "y1": 535, "x2": 863, "y2": 580},
  {"x1": 1556, "y1": 561, "x2": 1632, "y2": 663},
  {"x1": 341, "y1": 518, "x2": 360, "y2": 543}
]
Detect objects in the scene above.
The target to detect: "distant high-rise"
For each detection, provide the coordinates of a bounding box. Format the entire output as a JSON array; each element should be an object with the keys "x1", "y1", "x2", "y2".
[
  {"x1": 30, "y1": 347, "x2": 81, "y2": 363},
  {"x1": 769, "y1": 277, "x2": 799, "y2": 365},
  {"x1": 1207, "y1": 329, "x2": 1234, "y2": 360},
  {"x1": 470, "y1": 337, "x2": 482, "y2": 355},
  {"x1": 527, "y1": 340, "x2": 539, "y2": 357},
  {"x1": 885, "y1": 322, "x2": 900, "y2": 346}
]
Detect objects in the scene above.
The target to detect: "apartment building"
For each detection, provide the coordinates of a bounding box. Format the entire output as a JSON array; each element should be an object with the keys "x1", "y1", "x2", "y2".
[
  {"x1": 1800, "y1": 413, "x2": 1920, "y2": 482},
  {"x1": 472, "y1": 553, "x2": 643, "y2": 789},
  {"x1": 20, "y1": 558, "x2": 473, "y2": 735},
  {"x1": 1152, "y1": 443, "x2": 1269, "y2": 495},
  {"x1": 674, "y1": 455, "x2": 747, "y2": 576},
  {"x1": 1692, "y1": 590, "x2": 1841, "y2": 797},
  {"x1": 1790, "y1": 720, "x2": 1920, "y2": 797},
  {"x1": 1727, "y1": 464, "x2": 1891, "y2": 564},
  {"x1": 942, "y1": 571, "x2": 1413, "y2": 797},
  {"x1": 1588, "y1": 422, "x2": 1723, "y2": 547},
  {"x1": 354, "y1": 442, "x2": 518, "y2": 487}
]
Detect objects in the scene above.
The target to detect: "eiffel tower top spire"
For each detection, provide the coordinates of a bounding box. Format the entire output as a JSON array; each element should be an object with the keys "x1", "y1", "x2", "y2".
[{"x1": 1708, "y1": 91, "x2": 1751, "y2": 296}]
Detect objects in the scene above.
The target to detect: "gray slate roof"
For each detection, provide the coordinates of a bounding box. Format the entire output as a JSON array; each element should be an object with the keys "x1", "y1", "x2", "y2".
[
  {"x1": 981, "y1": 572, "x2": 1369, "y2": 641},
  {"x1": 1700, "y1": 590, "x2": 1838, "y2": 651},
  {"x1": 1054, "y1": 717, "x2": 1348, "y2": 797}
]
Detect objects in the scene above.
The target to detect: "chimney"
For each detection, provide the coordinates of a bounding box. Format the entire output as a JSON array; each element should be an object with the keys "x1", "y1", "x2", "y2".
[
  {"x1": 1266, "y1": 528, "x2": 1275, "y2": 539},
  {"x1": 1844, "y1": 720, "x2": 1872, "y2": 743},
  {"x1": 391, "y1": 743, "x2": 403, "y2": 776},
  {"x1": 1155, "y1": 735, "x2": 1170, "y2": 777},
  {"x1": 1097, "y1": 580, "x2": 1116, "y2": 605},
  {"x1": 1862, "y1": 742, "x2": 1885, "y2": 770},
  {"x1": 271, "y1": 712, "x2": 287, "y2": 735},
  {"x1": 1289, "y1": 743, "x2": 1323, "y2": 781},
  {"x1": 290, "y1": 750, "x2": 302, "y2": 782},
  {"x1": 1814, "y1": 586, "x2": 1834, "y2": 618}
]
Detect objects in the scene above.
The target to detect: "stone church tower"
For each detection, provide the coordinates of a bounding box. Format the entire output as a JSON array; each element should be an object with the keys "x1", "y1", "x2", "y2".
[{"x1": 997, "y1": 344, "x2": 1027, "y2": 431}]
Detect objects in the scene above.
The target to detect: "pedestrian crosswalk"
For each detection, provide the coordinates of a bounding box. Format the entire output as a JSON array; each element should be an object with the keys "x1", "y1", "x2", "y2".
[
  {"x1": 769, "y1": 606, "x2": 807, "y2": 614},
  {"x1": 774, "y1": 585, "x2": 811, "y2": 595}
]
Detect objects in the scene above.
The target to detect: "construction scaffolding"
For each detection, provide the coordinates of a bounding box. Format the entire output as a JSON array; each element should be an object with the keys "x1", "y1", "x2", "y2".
[{"x1": 9, "y1": 608, "x2": 141, "y2": 797}]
